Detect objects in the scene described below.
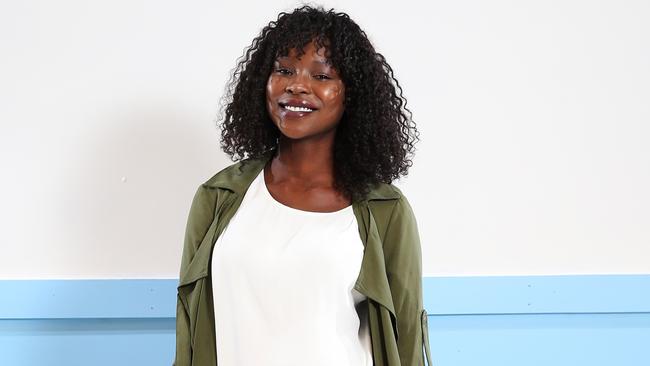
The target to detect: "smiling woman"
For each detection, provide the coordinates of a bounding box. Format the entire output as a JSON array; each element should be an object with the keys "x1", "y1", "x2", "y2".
[
  {"x1": 175, "y1": 4, "x2": 432, "y2": 366},
  {"x1": 216, "y1": 5, "x2": 419, "y2": 204}
]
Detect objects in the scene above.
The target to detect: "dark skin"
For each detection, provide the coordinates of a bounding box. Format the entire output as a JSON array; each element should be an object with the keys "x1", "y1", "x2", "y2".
[{"x1": 264, "y1": 40, "x2": 349, "y2": 213}]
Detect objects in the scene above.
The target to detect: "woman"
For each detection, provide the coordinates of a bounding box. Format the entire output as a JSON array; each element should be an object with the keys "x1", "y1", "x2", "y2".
[{"x1": 175, "y1": 5, "x2": 433, "y2": 366}]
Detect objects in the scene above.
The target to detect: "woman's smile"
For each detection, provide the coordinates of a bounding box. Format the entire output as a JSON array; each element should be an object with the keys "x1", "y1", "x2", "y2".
[
  {"x1": 280, "y1": 106, "x2": 315, "y2": 119},
  {"x1": 278, "y1": 98, "x2": 320, "y2": 119}
]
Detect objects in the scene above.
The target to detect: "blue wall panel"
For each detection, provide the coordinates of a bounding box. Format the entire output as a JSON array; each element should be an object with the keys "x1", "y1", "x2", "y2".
[
  {"x1": 428, "y1": 313, "x2": 649, "y2": 366},
  {"x1": 0, "y1": 318, "x2": 175, "y2": 366},
  {"x1": 1, "y1": 275, "x2": 648, "y2": 366}
]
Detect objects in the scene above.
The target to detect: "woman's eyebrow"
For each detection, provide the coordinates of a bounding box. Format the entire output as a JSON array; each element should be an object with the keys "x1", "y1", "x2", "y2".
[
  {"x1": 274, "y1": 57, "x2": 331, "y2": 65},
  {"x1": 312, "y1": 59, "x2": 331, "y2": 66}
]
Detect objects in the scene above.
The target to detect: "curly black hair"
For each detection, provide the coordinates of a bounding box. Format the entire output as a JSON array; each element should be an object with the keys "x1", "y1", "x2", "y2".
[{"x1": 216, "y1": 4, "x2": 419, "y2": 203}]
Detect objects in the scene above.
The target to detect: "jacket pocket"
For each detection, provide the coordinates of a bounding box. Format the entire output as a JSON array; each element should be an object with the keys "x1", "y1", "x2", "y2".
[{"x1": 421, "y1": 308, "x2": 433, "y2": 365}]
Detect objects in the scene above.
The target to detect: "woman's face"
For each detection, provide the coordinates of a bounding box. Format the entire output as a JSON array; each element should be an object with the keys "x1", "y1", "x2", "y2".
[{"x1": 266, "y1": 41, "x2": 345, "y2": 141}]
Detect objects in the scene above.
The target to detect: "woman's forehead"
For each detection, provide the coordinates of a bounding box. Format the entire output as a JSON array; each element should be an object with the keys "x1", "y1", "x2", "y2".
[
  {"x1": 275, "y1": 44, "x2": 332, "y2": 63},
  {"x1": 277, "y1": 38, "x2": 331, "y2": 56}
]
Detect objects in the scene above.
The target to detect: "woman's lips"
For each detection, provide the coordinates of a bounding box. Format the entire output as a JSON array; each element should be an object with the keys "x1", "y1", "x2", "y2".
[
  {"x1": 279, "y1": 104, "x2": 317, "y2": 119},
  {"x1": 279, "y1": 99, "x2": 319, "y2": 110}
]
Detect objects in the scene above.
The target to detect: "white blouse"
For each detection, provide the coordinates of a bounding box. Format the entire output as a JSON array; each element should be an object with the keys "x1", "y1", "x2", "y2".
[{"x1": 211, "y1": 168, "x2": 373, "y2": 366}]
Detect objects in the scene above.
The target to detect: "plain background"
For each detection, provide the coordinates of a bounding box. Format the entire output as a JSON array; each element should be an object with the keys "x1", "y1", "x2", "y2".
[{"x1": 1, "y1": 0, "x2": 648, "y2": 279}]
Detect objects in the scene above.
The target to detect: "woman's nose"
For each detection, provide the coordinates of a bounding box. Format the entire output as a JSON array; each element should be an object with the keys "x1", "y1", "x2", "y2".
[{"x1": 285, "y1": 73, "x2": 310, "y2": 94}]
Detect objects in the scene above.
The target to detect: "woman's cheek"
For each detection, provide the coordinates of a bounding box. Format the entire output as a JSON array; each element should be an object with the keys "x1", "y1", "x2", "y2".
[
  {"x1": 323, "y1": 84, "x2": 344, "y2": 101},
  {"x1": 265, "y1": 77, "x2": 281, "y2": 118}
]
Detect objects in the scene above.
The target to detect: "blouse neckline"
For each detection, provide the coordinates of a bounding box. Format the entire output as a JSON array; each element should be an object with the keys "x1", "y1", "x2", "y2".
[{"x1": 258, "y1": 170, "x2": 353, "y2": 216}]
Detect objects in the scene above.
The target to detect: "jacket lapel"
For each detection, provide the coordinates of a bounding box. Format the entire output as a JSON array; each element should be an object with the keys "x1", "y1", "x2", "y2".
[{"x1": 177, "y1": 155, "x2": 264, "y2": 287}]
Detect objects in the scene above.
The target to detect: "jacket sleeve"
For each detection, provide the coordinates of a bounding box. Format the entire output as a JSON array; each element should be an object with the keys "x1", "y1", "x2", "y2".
[
  {"x1": 383, "y1": 196, "x2": 434, "y2": 366},
  {"x1": 174, "y1": 293, "x2": 191, "y2": 366},
  {"x1": 174, "y1": 185, "x2": 218, "y2": 366}
]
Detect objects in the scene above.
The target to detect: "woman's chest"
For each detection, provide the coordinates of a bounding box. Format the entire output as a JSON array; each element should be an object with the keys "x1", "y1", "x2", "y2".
[{"x1": 213, "y1": 197, "x2": 364, "y2": 283}]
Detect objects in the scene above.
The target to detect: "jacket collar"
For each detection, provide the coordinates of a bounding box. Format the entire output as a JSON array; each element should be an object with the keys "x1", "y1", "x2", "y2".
[{"x1": 203, "y1": 150, "x2": 402, "y2": 202}]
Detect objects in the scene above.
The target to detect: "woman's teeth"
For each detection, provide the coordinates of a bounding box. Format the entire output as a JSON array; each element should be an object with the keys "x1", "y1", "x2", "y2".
[{"x1": 284, "y1": 105, "x2": 314, "y2": 112}]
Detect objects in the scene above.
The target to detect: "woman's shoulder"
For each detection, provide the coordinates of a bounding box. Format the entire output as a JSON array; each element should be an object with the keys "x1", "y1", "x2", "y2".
[
  {"x1": 367, "y1": 182, "x2": 418, "y2": 231},
  {"x1": 199, "y1": 156, "x2": 264, "y2": 190},
  {"x1": 201, "y1": 159, "x2": 242, "y2": 184},
  {"x1": 366, "y1": 180, "x2": 405, "y2": 202}
]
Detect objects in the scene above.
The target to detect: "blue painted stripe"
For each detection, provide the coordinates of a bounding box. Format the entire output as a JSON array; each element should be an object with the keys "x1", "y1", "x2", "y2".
[
  {"x1": 426, "y1": 312, "x2": 650, "y2": 366},
  {"x1": 0, "y1": 318, "x2": 176, "y2": 366},
  {"x1": 0, "y1": 275, "x2": 648, "y2": 319},
  {"x1": 422, "y1": 274, "x2": 650, "y2": 314},
  {"x1": 0, "y1": 279, "x2": 178, "y2": 319},
  {"x1": 1, "y1": 275, "x2": 649, "y2": 366}
]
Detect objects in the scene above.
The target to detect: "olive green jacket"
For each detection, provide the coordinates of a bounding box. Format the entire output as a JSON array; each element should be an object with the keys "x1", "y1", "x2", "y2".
[{"x1": 174, "y1": 153, "x2": 433, "y2": 366}]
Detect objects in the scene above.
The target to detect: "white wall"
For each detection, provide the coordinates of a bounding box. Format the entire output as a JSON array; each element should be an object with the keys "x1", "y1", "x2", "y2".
[{"x1": 1, "y1": 0, "x2": 648, "y2": 279}]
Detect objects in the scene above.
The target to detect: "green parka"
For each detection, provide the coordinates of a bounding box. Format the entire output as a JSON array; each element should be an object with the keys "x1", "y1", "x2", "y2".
[{"x1": 174, "y1": 153, "x2": 433, "y2": 366}]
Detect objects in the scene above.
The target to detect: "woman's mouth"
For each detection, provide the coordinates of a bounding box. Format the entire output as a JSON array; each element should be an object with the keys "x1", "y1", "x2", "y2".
[{"x1": 279, "y1": 103, "x2": 317, "y2": 118}]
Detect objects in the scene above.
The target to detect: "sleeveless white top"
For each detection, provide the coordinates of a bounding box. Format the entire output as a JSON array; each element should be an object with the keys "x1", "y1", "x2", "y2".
[{"x1": 211, "y1": 168, "x2": 373, "y2": 366}]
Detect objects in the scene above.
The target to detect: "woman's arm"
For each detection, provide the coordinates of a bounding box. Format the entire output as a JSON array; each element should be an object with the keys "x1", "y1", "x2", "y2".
[
  {"x1": 174, "y1": 185, "x2": 218, "y2": 366},
  {"x1": 383, "y1": 196, "x2": 433, "y2": 366}
]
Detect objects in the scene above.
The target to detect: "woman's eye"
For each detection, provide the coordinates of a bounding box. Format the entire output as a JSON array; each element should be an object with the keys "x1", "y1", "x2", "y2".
[{"x1": 274, "y1": 69, "x2": 331, "y2": 80}]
